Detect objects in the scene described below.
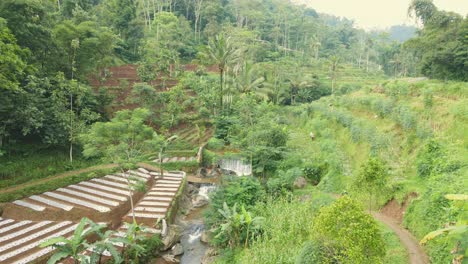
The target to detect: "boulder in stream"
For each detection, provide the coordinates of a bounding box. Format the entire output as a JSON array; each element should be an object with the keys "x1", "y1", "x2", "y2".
[
  {"x1": 192, "y1": 195, "x2": 209, "y2": 208},
  {"x1": 171, "y1": 243, "x2": 184, "y2": 256},
  {"x1": 162, "y1": 254, "x2": 180, "y2": 263},
  {"x1": 162, "y1": 225, "x2": 183, "y2": 251},
  {"x1": 201, "y1": 230, "x2": 211, "y2": 243}
]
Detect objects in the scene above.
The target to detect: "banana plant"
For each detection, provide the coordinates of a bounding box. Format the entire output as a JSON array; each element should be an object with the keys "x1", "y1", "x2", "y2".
[
  {"x1": 420, "y1": 194, "x2": 468, "y2": 263},
  {"x1": 110, "y1": 222, "x2": 147, "y2": 264},
  {"x1": 40, "y1": 217, "x2": 105, "y2": 264},
  {"x1": 87, "y1": 229, "x2": 123, "y2": 264}
]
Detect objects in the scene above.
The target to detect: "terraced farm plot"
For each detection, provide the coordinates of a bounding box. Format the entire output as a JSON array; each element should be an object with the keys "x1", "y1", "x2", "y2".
[
  {"x1": 2, "y1": 168, "x2": 153, "y2": 223},
  {"x1": 153, "y1": 156, "x2": 197, "y2": 163},
  {"x1": 0, "y1": 218, "x2": 88, "y2": 264},
  {"x1": 0, "y1": 168, "x2": 187, "y2": 264},
  {"x1": 123, "y1": 171, "x2": 185, "y2": 226}
]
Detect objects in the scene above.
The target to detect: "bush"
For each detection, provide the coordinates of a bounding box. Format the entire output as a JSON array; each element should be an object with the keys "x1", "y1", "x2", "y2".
[
  {"x1": 202, "y1": 149, "x2": 218, "y2": 167},
  {"x1": 206, "y1": 137, "x2": 224, "y2": 151},
  {"x1": 303, "y1": 162, "x2": 327, "y2": 185},
  {"x1": 416, "y1": 139, "x2": 460, "y2": 178},
  {"x1": 312, "y1": 197, "x2": 386, "y2": 264},
  {"x1": 296, "y1": 240, "x2": 331, "y2": 264},
  {"x1": 205, "y1": 177, "x2": 266, "y2": 227},
  {"x1": 266, "y1": 168, "x2": 302, "y2": 196}
]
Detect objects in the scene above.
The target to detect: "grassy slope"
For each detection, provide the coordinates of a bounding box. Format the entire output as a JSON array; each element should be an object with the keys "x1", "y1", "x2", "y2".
[
  {"x1": 0, "y1": 147, "x2": 99, "y2": 189},
  {"x1": 286, "y1": 79, "x2": 467, "y2": 262}
]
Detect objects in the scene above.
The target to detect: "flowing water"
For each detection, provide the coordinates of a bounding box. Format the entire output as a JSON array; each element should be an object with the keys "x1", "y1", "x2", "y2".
[
  {"x1": 180, "y1": 183, "x2": 217, "y2": 264},
  {"x1": 180, "y1": 221, "x2": 207, "y2": 264},
  {"x1": 219, "y1": 159, "x2": 252, "y2": 176}
]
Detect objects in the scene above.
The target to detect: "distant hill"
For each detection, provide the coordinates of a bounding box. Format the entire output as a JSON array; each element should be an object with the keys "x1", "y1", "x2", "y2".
[{"x1": 388, "y1": 25, "x2": 418, "y2": 42}]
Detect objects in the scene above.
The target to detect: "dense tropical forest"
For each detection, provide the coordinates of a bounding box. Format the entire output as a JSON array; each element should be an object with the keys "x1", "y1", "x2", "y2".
[{"x1": 0, "y1": 0, "x2": 466, "y2": 263}]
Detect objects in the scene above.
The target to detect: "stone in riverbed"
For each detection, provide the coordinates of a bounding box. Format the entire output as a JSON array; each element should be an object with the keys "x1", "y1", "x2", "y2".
[
  {"x1": 192, "y1": 195, "x2": 209, "y2": 208},
  {"x1": 201, "y1": 247, "x2": 218, "y2": 264},
  {"x1": 171, "y1": 243, "x2": 184, "y2": 256},
  {"x1": 162, "y1": 225, "x2": 183, "y2": 250},
  {"x1": 201, "y1": 230, "x2": 210, "y2": 243},
  {"x1": 162, "y1": 254, "x2": 180, "y2": 263}
]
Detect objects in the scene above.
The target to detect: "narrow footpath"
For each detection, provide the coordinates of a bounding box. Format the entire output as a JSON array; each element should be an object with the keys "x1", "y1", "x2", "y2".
[{"x1": 372, "y1": 212, "x2": 430, "y2": 264}]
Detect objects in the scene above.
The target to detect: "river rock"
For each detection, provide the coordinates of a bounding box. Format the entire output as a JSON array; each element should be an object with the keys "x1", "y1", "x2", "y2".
[
  {"x1": 162, "y1": 225, "x2": 183, "y2": 251},
  {"x1": 293, "y1": 176, "x2": 307, "y2": 189},
  {"x1": 162, "y1": 254, "x2": 180, "y2": 263},
  {"x1": 192, "y1": 195, "x2": 209, "y2": 208},
  {"x1": 201, "y1": 247, "x2": 218, "y2": 264},
  {"x1": 171, "y1": 243, "x2": 184, "y2": 256},
  {"x1": 201, "y1": 230, "x2": 210, "y2": 243},
  {"x1": 161, "y1": 219, "x2": 168, "y2": 237}
]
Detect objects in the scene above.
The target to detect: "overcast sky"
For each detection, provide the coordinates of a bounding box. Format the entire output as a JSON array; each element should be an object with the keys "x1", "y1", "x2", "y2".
[{"x1": 293, "y1": 0, "x2": 468, "y2": 30}]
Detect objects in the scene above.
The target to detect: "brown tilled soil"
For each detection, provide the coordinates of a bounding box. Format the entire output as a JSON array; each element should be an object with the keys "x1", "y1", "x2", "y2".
[{"x1": 2, "y1": 177, "x2": 153, "y2": 228}]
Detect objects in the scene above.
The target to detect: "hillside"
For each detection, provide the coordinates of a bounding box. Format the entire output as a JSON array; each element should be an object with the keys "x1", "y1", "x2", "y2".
[
  {"x1": 0, "y1": 0, "x2": 466, "y2": 263},
  {"x1": 284, "y1": 79, "x2": 467, "y2": 263}
]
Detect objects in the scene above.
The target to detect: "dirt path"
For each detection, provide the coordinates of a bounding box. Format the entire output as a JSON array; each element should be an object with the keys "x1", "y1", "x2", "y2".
[
  {"x1": 0, "y1": 163, "x2": 118, "y2": 194},
  {"x1": 372, "y1": 212, "x2": 429, "y2": 264}
]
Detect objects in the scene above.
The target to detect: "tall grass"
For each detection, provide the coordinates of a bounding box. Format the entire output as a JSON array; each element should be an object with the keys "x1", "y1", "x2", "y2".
[
  {"x1": 0, "y1": 147, "x2": 98, "y2": 189},
  {"x1": 231, "y1": 197, "x2": 327, "y2": 264}
]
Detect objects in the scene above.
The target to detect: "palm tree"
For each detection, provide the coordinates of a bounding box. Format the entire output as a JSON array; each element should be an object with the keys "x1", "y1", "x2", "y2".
[
  {"x1": 235, "y1": 63, "x2": 269, "y2": 100},
  {"x1": 287, "y1": 76, "x2": 308, "y2": 105},
  {"x1": 40, "y1": 218, "x2": 105, "y2": 264},
  {"x1": 203, "y1": 33, "x2": 242, "y2": 112}
]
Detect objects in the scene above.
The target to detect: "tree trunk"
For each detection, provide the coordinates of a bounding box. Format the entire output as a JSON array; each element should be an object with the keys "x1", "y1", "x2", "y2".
[
  {"x1": 219, "y1": 68, "x2": 224, "y2": 112},
  {"x1": 366, "y1": 51, "x2": 369, "y2": 72},
  {"x1": 159, "y1": 150, "x2": 164, "y2": 178},
  {"x1": 69, "y1": 93, "x2": 73, "y2": 163}
]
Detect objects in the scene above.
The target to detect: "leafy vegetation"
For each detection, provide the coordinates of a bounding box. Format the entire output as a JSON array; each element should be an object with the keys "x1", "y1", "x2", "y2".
[{"x1": 0, "y1": 0, "x2": 466, "y2": 263}]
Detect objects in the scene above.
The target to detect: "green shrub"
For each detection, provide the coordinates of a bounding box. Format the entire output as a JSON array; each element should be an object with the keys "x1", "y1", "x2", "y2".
[
  {"x1": 423, "y1": 89, "x2": 434, "y2": 108},
  {"x1": 266, "y1": 168, "x2": 302, "y2": 196},
  {"x1": 202, "y1": 149, "x2": 218, "y2": 167},
  {"x1": 205, "y1": 177, "x2": 266, "y2": 227},
  {"x1": 206, "y1": 137, "x2": 224, "y2": 151},
  {"x1": 416, "y1": 140, "x2": 460, "y2": 178},
  {"x1": 296, "y1": 240, "x2": 332, "y2": 264},
  {"x1": 303, "y1": 162, "x2": 327, "y2": 185},
  {"x1": 312, "y1": 197, "x2": 386, "y2": 264}
]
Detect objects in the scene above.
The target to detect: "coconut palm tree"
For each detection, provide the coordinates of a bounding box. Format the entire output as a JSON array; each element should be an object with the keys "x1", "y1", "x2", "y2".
[
  {"x1": 41, "y1": 218, "x2": 105, "y2": 264},
  {"x1": 287, "y1": 76, "x2": 309, "y2": 105},
  {"x1": 235, "y1": 63, "x2": 269, "y2": 100},
  {"x1": 202, "y1": 33, "x2": 242, "y2": 112}
]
